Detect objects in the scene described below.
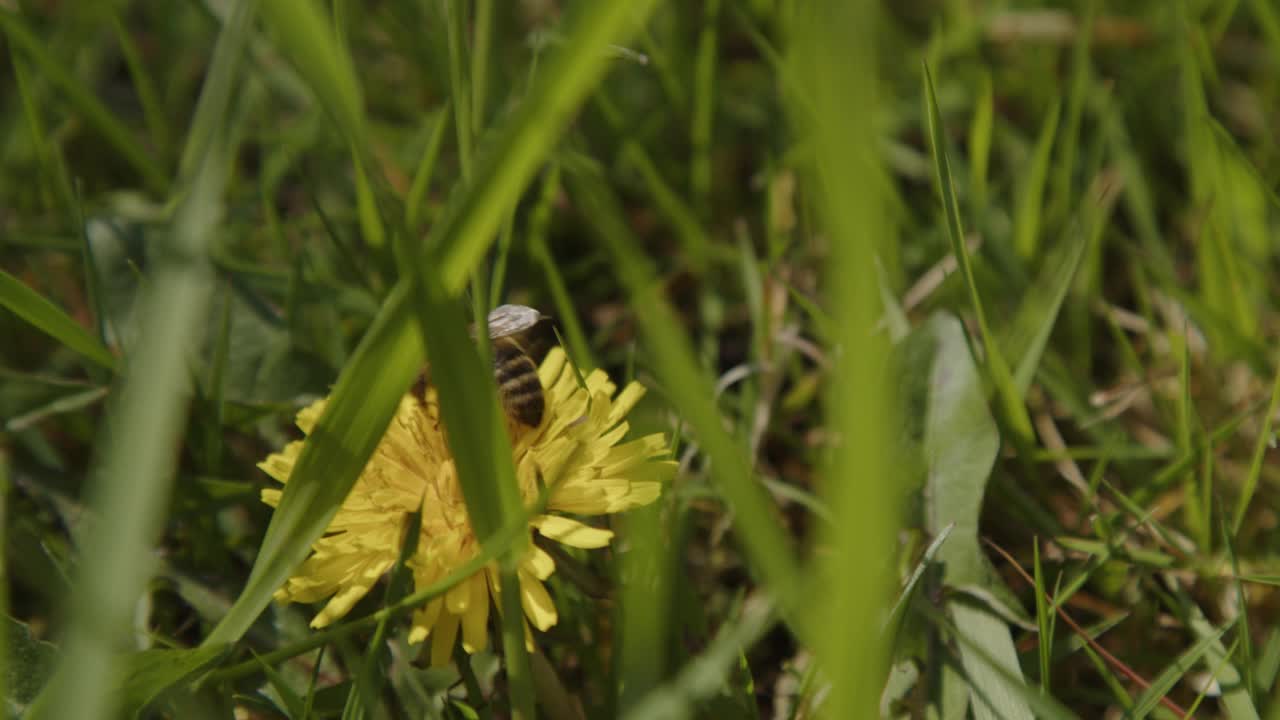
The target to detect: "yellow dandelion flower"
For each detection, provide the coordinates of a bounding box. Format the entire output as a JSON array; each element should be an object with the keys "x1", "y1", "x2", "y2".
[{"x1": 259, "y1": 347, "x2": 674, "y2": 665}]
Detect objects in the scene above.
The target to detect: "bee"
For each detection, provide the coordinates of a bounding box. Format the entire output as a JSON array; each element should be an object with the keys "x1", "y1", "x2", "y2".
[
  {"x1": 415, "y1": 304, "x2": 555, "y2": 428},
  {"x1": 482, "y1": 304, "x2": 554, "y2": 429}
]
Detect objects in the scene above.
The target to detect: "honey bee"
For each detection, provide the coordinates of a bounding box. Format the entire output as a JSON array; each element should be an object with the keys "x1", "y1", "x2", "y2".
[
  {"x1": 482, "y1": 304, "x2": 554, "y2": 428},
  {"x1": 412, "y1": 305, "x2": 555, "y2": 428}
]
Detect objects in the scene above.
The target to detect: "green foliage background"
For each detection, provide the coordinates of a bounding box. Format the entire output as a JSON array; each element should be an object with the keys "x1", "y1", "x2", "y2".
[{"x1": 2, "y1": 1, "x2": 1280, "y2": 718}]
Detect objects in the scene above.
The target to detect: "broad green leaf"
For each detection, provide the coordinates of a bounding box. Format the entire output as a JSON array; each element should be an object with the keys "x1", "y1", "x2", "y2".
[
  {"x1": 0, "y1": 269, "x2": 116, "y2": 371},
  {"x1": 915, "y1": 313, "x2": 1034, "y2": 720},
  {"x1": 940, "y1": 603, "x2": 1076, "y2": 720},
  {"x1": 5, "y1": 615, "x2": 57, "y2": 713}
]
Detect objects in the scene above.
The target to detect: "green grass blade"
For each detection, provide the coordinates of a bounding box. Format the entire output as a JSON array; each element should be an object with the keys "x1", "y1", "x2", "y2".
[
  {"x1": 968, "y1": 71, "x2": 993, "y2": 212},
  {"x1": 1012, "y1": 99, "x2": 1060, "y2": 259},
  {"x1": 620, "y1": 596, "x2": 774, "y2": 720},
  {"x1": 405, "y1": 105, "x2": 451, "y2": 234},
  {"x1": 885, "y1": 523, "x2": 953, "y2": 649},
  {"x1": 566, "y1": 164, "x2": 803, "y2": 618},
  {"x1": 619, "y1": 141, "x2": 710, "y2": 272},
  {"x1": 407, "y1": 269, "x2": 534, "y2": 718},
  {"x1": 110, "y1": 12, "x2": 173, "y2": 165},
  {"x1": 445, "y1": 0, "x2": 475, "y2": 178},
  {"x1": 431, "y1": 0, "x2": 663, "y2": 293},
  {"x1": 204, "y1": 286, "x2": 424, "y2": 646},
  {"x1": 1221, "y1": 503, "x2": 1257, "y2": 704},
  {"x1": 28, "y1": 2, "x2": 255, "y2": 717},
  {"x1": 1002, "y1": 221, "x2": 1089, "y2": 396},
  {"x1": 0, "y1": 269, "x2": 117, "y2": 371},
  {"x1": 1234, "y1": 362, "x2": 1280, "y2": 533},
  {"x1": 1129, "y1": 625, "x2": 1227, "y2": 719},
  {"x1": 258, "y1": 0, "x2": 381, "y2": 251},
  {"x1": 0, "y1": 9, "x2": 169, "y2": 195},
  {"x1": 117, "y1": 645, "x2": 231, "y2": 717},
  {"x1": 527, "y1": 164, "x2": 595, "y2": 370},
  {"x1": 690, "y1": 0, "x2": 721, "y2": 218},
  {"x1": 257, "y1": 0, "x2": 365, "y2": 145},
  {"x1": 789, "y1": 5, "x2": 898, "y2": 717},
  {"x1": 922, "y1": 62, "x2": 1034, "y2": 445},
  {"x1": 1033, "y1": 541, "x2": 1051, "y2": 693}
]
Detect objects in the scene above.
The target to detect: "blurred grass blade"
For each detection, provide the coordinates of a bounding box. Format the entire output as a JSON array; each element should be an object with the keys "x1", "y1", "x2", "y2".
[
  {"x1": 786, "y1": 9, "x2": 900, "y2": 717},
  {"x1": 257, "y1": 0, "x2": 382, "y2": 250},
  {"x1": 1232, "y1": 360, "x2": 1280, "y2": 533},
  {"x1": 0, "y1": 270, "x2": 117, "y2": 371},
  {"x1": 1001, "y1": 223, "x2": 1088, "y2": 396},
  {"x1": 566, "y1": 164, "x2": 803, "y2": 615},
  {"x1": 527, "y1": 164, "x2": 595, "y2": 370},
  {"x1": 1012, "y1": 99, "x2": 1060, "y2": 259},
  {"x1": 28, "y1": 1, "x2": 255, "y2": 717},
  {"x1": 951, "y1": 603, "x2": 1036, "y2": 720},
  {"x1": 431, "y1": 0, "x2": 663, "y2": 292},
  {"x1": 620, "y1": 596, "x2": 774, "y2": 720},
  {"x1": 6, "y1": 386, "x2": 109, "y2": 432},
  {"x1": 204, "y1": 286, "x2": 424, "y2": 646},
  {"x1": 406, "y1": 105, "x2": 452, "y2": 233},
  {"x1": 258, "y1": 0, "x2": 365, "y2": 145},
  {"x1": 406, "y1": 269, "x2": 534, "y2": 717},
  {"x1": 1128, "y1": 625, "x2": 1226, "y2": 719},
  {"x1": 0, "y1": 9, "x2": 169, "y2": 195},
  {"x1": 968, "y1": 71, "x2": 993, "y2": 211},
  {"x1": 922, "y1": 62, "x2": 1034, "y2": 445}
]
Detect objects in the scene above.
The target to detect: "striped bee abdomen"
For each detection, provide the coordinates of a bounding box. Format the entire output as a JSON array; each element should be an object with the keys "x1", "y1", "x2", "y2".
[{"x1": 493, "y1": 337, "x2": 545, "y2": 427}]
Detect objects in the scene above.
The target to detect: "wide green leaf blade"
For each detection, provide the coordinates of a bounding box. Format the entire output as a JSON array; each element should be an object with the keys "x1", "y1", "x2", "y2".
[{"x1": 915, "y1": 313, "x2": 1034, "y2": 720}]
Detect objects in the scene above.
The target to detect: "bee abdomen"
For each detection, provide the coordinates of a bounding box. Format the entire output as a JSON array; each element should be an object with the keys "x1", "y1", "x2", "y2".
[{"x1": 493, "y1": 340, "x2": 545, "y2": 427}]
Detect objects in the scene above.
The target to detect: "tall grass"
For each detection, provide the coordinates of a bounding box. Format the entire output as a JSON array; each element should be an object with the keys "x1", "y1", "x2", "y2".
[{"x1": 3, "y1": 1, "x2": 1280, "y2": 718}]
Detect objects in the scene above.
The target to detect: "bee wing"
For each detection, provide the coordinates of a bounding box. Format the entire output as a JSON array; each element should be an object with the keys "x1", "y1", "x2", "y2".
[{"x1": 484, "y1": 304, "x2": 543, "y2": 339}]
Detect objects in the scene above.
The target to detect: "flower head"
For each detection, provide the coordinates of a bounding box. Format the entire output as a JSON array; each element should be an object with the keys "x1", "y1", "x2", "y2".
[{"x1": 259, "y1": 347, "x2": 674, "y2": 665}]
